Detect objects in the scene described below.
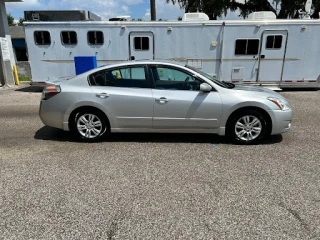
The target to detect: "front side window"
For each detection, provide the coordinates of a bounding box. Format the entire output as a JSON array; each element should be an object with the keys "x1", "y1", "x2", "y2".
[
  {"x1": 266, "y1": 35, "x2": 283, "y2": 49},
  {"x1": 151, "y1": 66, "x2": 202, "y2": 91},
  {"x1": 88, "y1": 67, "x2": 149, "y2": 88},
  {"x1": 134, "y1": 37, "x2": 149, "y2": 50},
  {"x1": 34, "y1": 31, "x2": 51, "y2": 45},
  {"x1": 235, "y1": 39, "x2": 259, "y2": 55},
  {"x1": 88, "y1": 31, "x2": 104, "y2": 45},
  {"x1": 61, "y1": 31, "x2": 77, "y2": 45}
]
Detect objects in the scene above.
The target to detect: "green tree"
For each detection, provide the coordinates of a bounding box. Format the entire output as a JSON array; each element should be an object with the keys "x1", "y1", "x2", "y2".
[
  {"x1": 231, "y1": 0, "x2": 306, "y2": 19},
  {"x1": 311, "y1": 0, "x2": 320, "y2": 18},
  {"x1": 7, "y1": 13, "x2": 15, "y2": 26},
  {"x1": 167, "y1": 0, "x2": 315, "y2": 19},
  {"x1": 18, "y1": 18, "x2": 24, "y2": 26},
  {"x1": 167, "y1": 0, "x2": 231, "y2": 19}
]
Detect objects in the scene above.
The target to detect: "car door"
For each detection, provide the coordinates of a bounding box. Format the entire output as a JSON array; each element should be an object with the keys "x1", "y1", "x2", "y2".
[
  {"x1": 89, "y1": 65, "x2": 153, "y2": 129},
  {"x1": 149, "y1": 65, "x2": 222, "y2": 130}
]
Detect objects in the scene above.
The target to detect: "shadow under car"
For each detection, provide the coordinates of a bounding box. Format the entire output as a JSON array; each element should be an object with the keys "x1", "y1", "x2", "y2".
[{"x1": 34, "y1": 126, "x2": 283, "y2": 145}]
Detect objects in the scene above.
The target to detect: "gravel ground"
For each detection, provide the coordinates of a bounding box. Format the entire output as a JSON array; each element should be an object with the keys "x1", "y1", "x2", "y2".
[{"x1": 0, "y1": 84, "x2": 319, "y2": 239}]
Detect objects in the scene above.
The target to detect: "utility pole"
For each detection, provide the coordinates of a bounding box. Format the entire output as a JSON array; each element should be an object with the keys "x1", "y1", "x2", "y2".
[{"x1": 150, "y1": 0, "x2": 156, "y2": 21}]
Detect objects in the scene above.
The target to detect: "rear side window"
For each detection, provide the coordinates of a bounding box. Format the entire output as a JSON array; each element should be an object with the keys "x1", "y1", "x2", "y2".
[
  {"x1": 34, "y1": 31, "x2": 51, "y2": 45},
  {"x1": 88, "y1": 67, "x2": 149, "y2": 88},
  {"x1": 88, "y1": 31, "x2": 104, "y2": 45},
  {"x1": 235, "y1": 39, "x2": 259, "y2": 55},
  {"x1": 61, "y1": 31, "x2": 77, "y2": 45}
]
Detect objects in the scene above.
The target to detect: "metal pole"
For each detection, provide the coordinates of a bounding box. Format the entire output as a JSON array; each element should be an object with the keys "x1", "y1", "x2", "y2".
[
  {"x1": 0, "y1": 0, "x2": 15, "y2": 86},
  {"x1": 218, "y1": 22, "x2": 225, "y2": 81},
  {"x1": 0, "y1": 0, "x2": 7, "y2": 86},
  {"x1": 150, "y1": 0, "x2": 156, "y2": 21},
  {"x1": 0, "y1": 48, "x2": 5, "y2": 86}
]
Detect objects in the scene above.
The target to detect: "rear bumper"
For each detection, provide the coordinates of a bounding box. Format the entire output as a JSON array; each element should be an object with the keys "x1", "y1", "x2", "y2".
[
  {"x1": 39, "y1": 100, "x2": 66, "y2": 130},
  {"x1": 267, "y1": 109, "x2": 292, "y2": 135}
]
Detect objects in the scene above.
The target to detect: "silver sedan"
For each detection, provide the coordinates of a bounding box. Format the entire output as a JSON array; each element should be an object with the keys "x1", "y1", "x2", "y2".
[{"x1": 39, "y1": 61, "x2": 292, "y2": 144}]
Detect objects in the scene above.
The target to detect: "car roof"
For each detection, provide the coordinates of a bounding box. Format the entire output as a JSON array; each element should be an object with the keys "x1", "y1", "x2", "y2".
[
  {"x1": 78, "y1": 59, "x2": 192, "y2": 78},
  {"x1": 102, "y1": 60, "x2": 184, "y2": 69}
]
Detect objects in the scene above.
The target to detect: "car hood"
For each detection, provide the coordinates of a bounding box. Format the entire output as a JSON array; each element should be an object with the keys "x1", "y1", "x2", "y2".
[{"x1": 233, "y1": 85, "x2": 284, "y2": 98}]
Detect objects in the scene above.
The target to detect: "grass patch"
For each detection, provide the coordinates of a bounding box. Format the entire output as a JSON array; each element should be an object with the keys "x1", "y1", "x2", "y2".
[{"x1": 19, "y1": 76, "x2": 31, "y2": 82}]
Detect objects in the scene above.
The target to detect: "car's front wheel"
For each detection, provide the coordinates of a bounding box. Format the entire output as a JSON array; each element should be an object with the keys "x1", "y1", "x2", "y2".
[
  {"x1": 227, "y1": 110, "x2": 268, "y2": 145},
  {"x1": 71, "y1": 109, "x2": 108, "y2": 142}
]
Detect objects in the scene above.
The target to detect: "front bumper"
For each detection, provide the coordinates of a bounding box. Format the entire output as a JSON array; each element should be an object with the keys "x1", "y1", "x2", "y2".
[{"x1": 267, "y1": 109, "x2": 292, "y2": 135}]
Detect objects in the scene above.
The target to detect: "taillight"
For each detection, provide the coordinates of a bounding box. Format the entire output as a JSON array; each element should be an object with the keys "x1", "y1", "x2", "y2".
[{"x1": 42, "y1": 85, "x2": 61, "y2": 100}]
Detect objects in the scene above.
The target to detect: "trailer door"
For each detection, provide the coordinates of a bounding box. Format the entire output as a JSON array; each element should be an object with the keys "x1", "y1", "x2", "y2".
[
  {"x1": 129, "y1": 32, "x2": 154, "y2": 60},
  {"x1": 257, "y1": 30, "x2": 287, "y2": 82}
]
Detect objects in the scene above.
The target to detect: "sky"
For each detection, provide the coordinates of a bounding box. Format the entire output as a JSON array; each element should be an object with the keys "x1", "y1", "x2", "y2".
[{"x1": 5, "y1": 0, "x2": 241, "y2": 21}]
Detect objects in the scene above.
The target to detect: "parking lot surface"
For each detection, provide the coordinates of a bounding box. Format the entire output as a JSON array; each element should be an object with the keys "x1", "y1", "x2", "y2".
[{"x1": 0, "y1": 85, "x2": 319, "y2": 239}]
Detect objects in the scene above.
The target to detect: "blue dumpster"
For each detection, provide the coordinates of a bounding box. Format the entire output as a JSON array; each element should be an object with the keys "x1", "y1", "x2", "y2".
[{"x1": 74, "y1": 56, "x2": 97, "y2": 75}]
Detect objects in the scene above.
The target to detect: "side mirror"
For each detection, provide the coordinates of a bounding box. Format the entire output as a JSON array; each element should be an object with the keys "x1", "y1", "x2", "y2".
[{"x1": 200, "y1": 83, "x2": 212, "y2": 92}]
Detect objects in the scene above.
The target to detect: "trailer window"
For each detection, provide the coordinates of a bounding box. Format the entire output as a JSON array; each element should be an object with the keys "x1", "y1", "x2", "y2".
[
  {"x1": 235, "y1": 39, "x2": 259, "y2": 55},
  {"x1": 61, "y1": 31, "x2": 77, "y2": 45},
  {"x1": 88, "y1": 31, "x2": 104, "y2": 45},
  {"x1": 266, "y1": 35, "x2": 282, "y2": 49},
  {"x1": 134, "y1": 37, "x2": 149, "y2": 50},
  {"x1": 34, "y1": 31, "x2": 51, "y2": 45}
]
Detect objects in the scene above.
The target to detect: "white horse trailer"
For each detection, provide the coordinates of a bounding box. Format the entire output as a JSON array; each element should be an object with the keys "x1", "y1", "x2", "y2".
[{"x1": 23, "y1": 12, "x2": 320, "y2": 89}]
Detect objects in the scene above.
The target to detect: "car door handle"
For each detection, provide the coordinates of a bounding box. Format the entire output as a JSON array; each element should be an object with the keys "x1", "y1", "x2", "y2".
[
  {"x1": 96, "y1": 93, "x2": 109, "y2": 99},
  {"x1": 155, "y1": 97, "x2": 169, "y2": 103}
]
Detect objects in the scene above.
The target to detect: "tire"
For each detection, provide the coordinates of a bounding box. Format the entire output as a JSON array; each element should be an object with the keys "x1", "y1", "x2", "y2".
[
  {"x1": 71, "y1": 109, "x2": 108, "y2": 142},
  {"x1": 227, "y1": 109, "x2": 268, "y2": 145}
]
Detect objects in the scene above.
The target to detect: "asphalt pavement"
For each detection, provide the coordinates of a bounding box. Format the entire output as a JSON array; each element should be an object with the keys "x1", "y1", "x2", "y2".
[{"x1": 0, "y1": 84, "x2": 319, "y2": 239}]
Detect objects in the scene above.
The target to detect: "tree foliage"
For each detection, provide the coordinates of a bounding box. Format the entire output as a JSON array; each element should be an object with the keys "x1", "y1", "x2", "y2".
[
  {"x1": 18, "y1": 18, "x2": 24, "y2": 26},
  {"x1": 167, "y1": 0, "x2": 231, "y2": 19},
  {"x1": 7, "y1": 13, "x2": 15, "y2": 26},
  {"x1": 231, "y1": 0, "x2": 305, "y2": 18},
  {"x1": 167, "y1": 0, "x2": 319, "y2": 19}
]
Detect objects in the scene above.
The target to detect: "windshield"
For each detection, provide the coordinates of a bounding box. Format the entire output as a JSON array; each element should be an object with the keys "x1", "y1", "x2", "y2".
[{"x1": 185, "y1": 65, "x2": 235, "y2": 89}]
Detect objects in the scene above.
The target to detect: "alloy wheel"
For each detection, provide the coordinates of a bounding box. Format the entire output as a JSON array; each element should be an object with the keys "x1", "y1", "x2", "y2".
[
  {"x1": 235, "y1": 115, "x2": 262, "y2": 141},
  {"x1": 76, "y1": 113, "x2": 103, "y2": 139}
]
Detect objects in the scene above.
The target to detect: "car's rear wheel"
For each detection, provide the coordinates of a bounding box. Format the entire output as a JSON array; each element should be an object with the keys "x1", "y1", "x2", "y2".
[
  {"x1": 71, "y1": 109, "x2": 107, "y2": 142},
  {"x1": 227, "y1": 110, "x2": 267, "y2": 145}
]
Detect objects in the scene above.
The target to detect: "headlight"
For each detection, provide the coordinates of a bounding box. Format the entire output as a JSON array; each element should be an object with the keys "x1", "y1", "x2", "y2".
[{"x1": 267, "y1": 97, "x2": 291, "y2": 111}]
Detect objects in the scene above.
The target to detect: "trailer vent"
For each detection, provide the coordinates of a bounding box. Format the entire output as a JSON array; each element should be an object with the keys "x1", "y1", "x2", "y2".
[
  {"x1": 247, "y1": 11, "x2": 276, "y2": 20},
  {"x1": 182, "y1": 13, "x2": 209, "y2": 21}
]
